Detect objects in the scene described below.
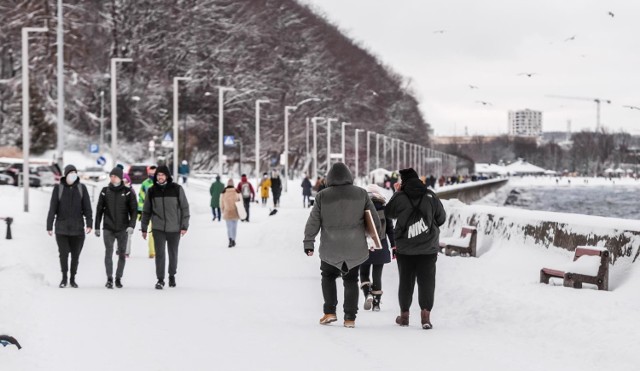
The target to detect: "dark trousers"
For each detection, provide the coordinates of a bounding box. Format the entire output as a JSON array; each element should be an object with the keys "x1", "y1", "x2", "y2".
[
  {"x1": 56, "y1": 234, "x2": 85, "y2": 277},
  {"x1": 103, "y1": 230, "x2": 127, "y2": 279},
  {"x1": 261, "y1": 197, "x2": 267, "y2": 205},
  {"x1": 320, "y1": 261, "x2": 359, "y2": 320},
  {"x1": 396, "y1": 253, "x2": 437, "y2": 312},
  {"x1": 359, "y1": 263, "x2": 384, "y2": 291},
  {"x1": 242, "y1": 197, "x2": 251, "y2": 221},
  {"x1": 273, "y1": 191, "x2": 281, "y2": 207},
  {"x1": 211, "y1": 207, "x2": 221, "y2": 221},
  {"x1": 303, "y1": 195, "x2": 310, "y2": 207},
  {"x1": 153, "y1": 230, "x2": 181, "y2": 281}
]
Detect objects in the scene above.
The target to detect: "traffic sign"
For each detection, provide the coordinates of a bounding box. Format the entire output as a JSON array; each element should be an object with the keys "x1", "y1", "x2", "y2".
[
  {"x1": 224, "y1": 135, "x2": 235, "y2": 146},
  {"x1": 161, "y1": 132, "x2": 174, "y2": 149},
  {"x1": 96, "y1": 156, "x2": 106, "y2": 166},
  {"x1": 89, "y1": 144, "x2": 99, "y2": 153}
]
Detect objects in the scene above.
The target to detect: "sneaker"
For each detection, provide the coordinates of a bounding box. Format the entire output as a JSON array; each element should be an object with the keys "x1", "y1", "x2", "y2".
[
  {"x1": 343, "y1": 320, "x2": 355, "y2": 328},
  {"x1": 155, "y1": 280, "x2": 165, "y2": 290},
  {"x1": 364, "y1": 295, "x2": 373, "y2": 310},
  {"x1": 59, "y1": 277, "x2": 68, "y2": 288},
  {"x1": 372, "y1": 291, "x2": 382, "y2": 312},
  {"x1": 169, "y1": 276, "x2": 176, "y2": 288},
  {"x1": 319, "y1": 313, "x2": 338, "y2": 325},
  {"x1": 70, "y1": 278, "x2": 78, "y2": 288},
  {"x1": 395, "y1": 311, "x2": 409, "y2": 327},
  {"x1": 105, "y1": 279, "x2": 113, "y2": 289},
  {"x1": 361, "y1": 282, "x2": 372, "y2": 310},
  {"x1": 115, "y1": 278, "x2": 123, "y2": 288},
  {"x1": 420, "y1": 309, "x2": 433, "y2": 330}
]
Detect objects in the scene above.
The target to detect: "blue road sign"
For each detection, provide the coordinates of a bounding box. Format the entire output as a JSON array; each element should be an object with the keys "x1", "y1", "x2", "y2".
[
  {"x1": 163, "y1": 133, "x2": 173, "y2": 142},
  {"x1": 224, "y1": 135, "x2": 235, "y2": 146},
  {"x1": 89, "y1": 144, "x2": 99, "y2": 153},
  {"x1": 96, "y1": 156, "x2": 106, "y2": 166}
]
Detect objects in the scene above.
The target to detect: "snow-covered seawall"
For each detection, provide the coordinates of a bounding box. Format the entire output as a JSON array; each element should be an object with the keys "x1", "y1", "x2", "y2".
[
  {"x1": 437, "y1": 178, "x2": 509, "y2": 203},
  {"x1": 441, "y1": 200, "x2": 640, "y2": 266}
]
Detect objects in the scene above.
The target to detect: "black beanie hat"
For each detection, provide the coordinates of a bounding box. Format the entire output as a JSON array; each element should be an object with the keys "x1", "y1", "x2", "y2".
[
  {"x1": 64, "y1": 164, "x2": 77, "y2": 176},
  {"x1": 155, "y1": 165, "x2": 172, "y2": 182},
  {"x1": 399, "y1": 168, "x2": 419, "y2": 183},
  {"x1": 109, "y1": 166, "x2": 123, "y2": 180}
]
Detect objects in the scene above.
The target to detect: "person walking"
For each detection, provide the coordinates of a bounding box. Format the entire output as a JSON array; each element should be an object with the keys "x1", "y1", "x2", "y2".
[
  {"x1": 304, "y1": 163, "x2": 381, "y2": 328},
  {"x1": 220, "y1": 179, "x2": 241, "y2": 247},
  {"x1": 270, "y1": 171, "x2": 282, "y2": 208},
  {"x1": 122, "y1": 173, "x2": 135, "y2": 258},
  {"x1": 236, "y1": 174, "x2": 255, "y2": 222},
  {"x1": 94, "y1": 167, "x2": 137, "y2": 289},
  {"x1": 359, "y1": 184, "x2": 395, "y2": 312},
  {"x1": 301, "y1": 175, "x2": 313, "y2": 208},
  {"x1": 138, "y1": 165, "x2": 157, "y2": 258},
  {"x1": 46, "y1": 165, "x2": 93, "y2": 288},
  {"x1": 210, "y1": 175, "x2": 225, "y2": 221},
  {"x1": 140, "y1": 165, "x2": 190, "y2": 290},
  {"x1": 385, "y1": 168, "x2": 446, "y2": 329},
  {"x1": 178, "y1": 160, "x2": 190, "y2": 184},
  {"x1": 258, "y1": 173, "x2": 271, "y2": 206}
]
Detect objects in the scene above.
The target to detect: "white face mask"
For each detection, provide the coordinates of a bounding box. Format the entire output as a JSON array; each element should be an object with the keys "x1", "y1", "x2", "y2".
[
  {"x1": 66, "y1": 173, "x2": 78, "y2": 185},
  {"x1": 111, "y1": 180, "x2": 122, "y2": 187}
]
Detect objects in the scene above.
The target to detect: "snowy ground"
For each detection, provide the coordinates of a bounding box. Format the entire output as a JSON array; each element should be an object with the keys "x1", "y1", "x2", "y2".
[{"x1": 1, "y1": 177, "x2": 639, "y2": 371}]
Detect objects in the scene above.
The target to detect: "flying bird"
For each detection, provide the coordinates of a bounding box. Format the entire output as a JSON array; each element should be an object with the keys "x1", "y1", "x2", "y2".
[
  {"x1": 469, "y1": 85, "x2": 479, "y2": 89},
  {"x1": 476, "y1": 101, "x2": 493, "y2": 106},
  {"x1": 564, "y1": 35, "x2": 577, "y2": 42},
  {"x1": 608, "y1": 11, "x2": 615, "y2": 17},
  {"x1": 433, "y1": 30, "x2": 446, "y2": 34},
  {"x1": 518, "y1": 72, "x2": 537, "y2": 77},
  {"x1": 623, "y1": 105, "x2": 640, "y2": 110}
]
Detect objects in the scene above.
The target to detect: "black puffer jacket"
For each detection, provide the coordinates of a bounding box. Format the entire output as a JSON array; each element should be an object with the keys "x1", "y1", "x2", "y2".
[
  {"x1": 95, "y1": 183, "x2": 137, "y2": 232},
  {"x1": 46, "y1": 177, "x2": 93, "y2": 236},
  {"x1": 385, "y1": 178, "x2": 446, "y2": 255}
]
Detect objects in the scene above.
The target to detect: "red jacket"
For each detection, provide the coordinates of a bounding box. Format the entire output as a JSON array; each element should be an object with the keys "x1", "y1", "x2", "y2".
[{"x1": 236, "y1": 177, "x2": 255, "y2": 199}]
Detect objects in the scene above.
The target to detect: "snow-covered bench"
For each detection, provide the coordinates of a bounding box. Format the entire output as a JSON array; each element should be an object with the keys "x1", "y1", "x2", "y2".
[
  {"x1": 0, "y1": 217, "x2": 12, "y2": 239},
  {"x1": 439, "y1": 226, "x2": 477, "y2": 257},
  {"x1": 540, "y1": 246, "x2": 610, "y2": 291}
]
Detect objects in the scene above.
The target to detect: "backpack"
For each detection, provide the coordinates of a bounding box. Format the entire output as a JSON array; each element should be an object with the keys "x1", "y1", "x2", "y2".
[
  {"x1": 58, "y1": 184, "x2": 84, "y2": 201},
  {"x1": 400, "y1": 193, "x2": 434, "y2": 243},
  {"x1": 241, "y1": 183, "x2": 251, "y2": 198}
]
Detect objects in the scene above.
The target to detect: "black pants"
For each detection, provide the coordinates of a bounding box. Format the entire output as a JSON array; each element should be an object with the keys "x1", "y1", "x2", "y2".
[
  {"x1": 56, "y1": 234, "x2": 85, "y2": 277},
  {"x1": 303, "y1": 195, "x2": 310, "y2": 207},
  {"x1": 359, "y1": 263, "x2": 384, "y2": 291},
  {"x1": 320, "y1": 261, "x2": 359, "y2": 320},
  {"x1": 103, "y1": 230, "x2": 127, "y2": 279},
  {"x1": 153, "y1": 230, "x2": 181, "y2": 281},
  {"x1": 211, "y1": 207, "x2": 221, "y2": 221},
  {"x1": 242, "y1": 197, "x2": 251, "y2": 221},
  {"x1": 273, "y1": 191, "x2": 281, "y2": 207},
  {"x1": 396, "y1": 253, "x2": 437, "y2": 312}
]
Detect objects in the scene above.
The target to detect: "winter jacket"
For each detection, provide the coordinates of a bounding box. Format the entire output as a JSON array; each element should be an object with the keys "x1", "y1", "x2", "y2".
[
  {"x1": 138, "y1": 177, "x2": 154, "y2": 212},
  {"x1": 259, "y1": 178, "x2": 271, "y2": 198},
  {"x1": 363, "y1": 196, "x2": 395, "y2": 265},
  {"x1": 95, "y1": 183, "x2": 137, "y2": 232},
  {"x1": 303, "y1": 163, "x2": 381, "y2": 271},
  {"x1": 220, "y1": 186, "x2": 241, "y2": 221},
  {"x1": 178, "y1": 164, "x2": 190, "y2": 176},
  {"x1": 271, "y1": 176, "x2": 282, "y2": 195},
  {"x1": 210, "y1": 180, "x2": 225, "y2": 208},
  {"x1": 140, "y1": 174, "x2": 190, "y2": 233},
  {"x1": 301, "y1": 178, "x2": 313, "y2": 196},
  {"x1": 385, "y1": 178, "x2": 446, "y2": 255},
  {"x1": 46, "y1": 177, "x2": 93, "y2": 236},
  {"x1": 236, "y1": 176, "x2": 255, "y2": 200}
]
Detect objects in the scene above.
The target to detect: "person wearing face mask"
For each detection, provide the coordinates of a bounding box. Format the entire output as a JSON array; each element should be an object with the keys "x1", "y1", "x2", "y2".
[
  {"x1": 46, "y1": 164, "x2": 93, "y2": 288},
  {"x1": 258, "y1": 172, "x2": 271, "y2": 206},
  {"x1": 94, "y1": 167, "x2": 138, "y2": 289},
  {"x1": 140, "y1": 165, "x2": 190, "y2": 290}
]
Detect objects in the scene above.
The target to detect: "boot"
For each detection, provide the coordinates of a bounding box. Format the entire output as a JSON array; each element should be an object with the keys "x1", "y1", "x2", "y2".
[
  {"x1": 115, "y1": 278, "x2": 123, "y2": 289},
  {"x1": 371, "y1": 290, "x2": 382, "y2": 312},
  {"x1": 319, "y1": 313, "x2": 337, "y2": 325},
  {"x1": 228, "y1": 238, "x2": 233, "y2": 248},
  {"x1": 59, "y1": 274, "x2": 68, "y2": 288},
  {"x1": 169, "y1": 276, "x2": 176, "y2": 288},
  {"x1": 395, "y1": 311, "x2": 409, "y2": 327},
  {"x1": 105, "y1": 278, "x2": 113, "y2": 289},
  {"x1": 421, "y1": 309, "x2": 433, "y2": 330},
  {"x1": 69, "y1": 275, "x2": 78, "y2": 288},
  {"x1": 155, "y1": 280, "x2": 165, "y2": 290},
  {"x1": 231, "y1": 239, "x2": 236, "y2": 247},
  {"x1": 361, "y1": 282, "x2": 373, "y2": 310}
]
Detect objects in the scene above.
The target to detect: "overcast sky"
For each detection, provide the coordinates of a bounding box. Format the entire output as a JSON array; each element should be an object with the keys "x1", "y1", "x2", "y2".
[{"x1": 298, "y1": 0, "x2": 640, "y2": 136}]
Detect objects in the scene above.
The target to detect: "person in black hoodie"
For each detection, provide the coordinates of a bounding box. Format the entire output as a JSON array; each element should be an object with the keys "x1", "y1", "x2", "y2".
[
  {"x1": 385, "y1": 168, "x2": 446, "y2": 329},
  {"x1": 140, "y1": 165, "x2": 190, "y2": 290},
  {"x1": 46, "y1": 164, "x2": 93, "y2": 288},
  {"x1": 95, "y1": 167, "x2": 137, "y2": 289},
  {"x1": 270, "y1": 171, "x2": 282, "y2": 208}
]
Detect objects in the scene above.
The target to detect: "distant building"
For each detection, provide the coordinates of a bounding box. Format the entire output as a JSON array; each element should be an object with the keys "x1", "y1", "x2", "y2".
[{"x1": 508, "y1": 109, "x2": 542, "y2": 137}]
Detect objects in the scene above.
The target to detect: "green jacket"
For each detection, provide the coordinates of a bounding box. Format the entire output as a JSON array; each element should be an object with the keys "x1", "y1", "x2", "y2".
[
  {"x1": 138, "y1": 177, "x2": 154, "y2": 212},
  {"x1": 210, "y1": 180, "x2": 225, "y2": 208}
]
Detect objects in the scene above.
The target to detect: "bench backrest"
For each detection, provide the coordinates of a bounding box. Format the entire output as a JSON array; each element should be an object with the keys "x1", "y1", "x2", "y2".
[
  {"x1": 573, "y1": 247, "x2": 607, "y2": 261},
  {"x1": 461, "y1": 227, "x2": 476, "y2": 238}
]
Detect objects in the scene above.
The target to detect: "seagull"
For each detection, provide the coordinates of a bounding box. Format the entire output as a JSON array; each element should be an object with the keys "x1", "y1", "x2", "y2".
[
  {"x1": 476, "y1": 100, "x2": 493, "y2": 106},
  {"x1": 564, "y1": 35, "x2": 577, "y2": 42},
  {"x1": 623, "y1": 105, "x2": 640, "y2": 110},
  {"x1": 469, "y1": 85, "x2": 479, "y2": 89},
  {"x1": 608, "y1": 11, "x2": 615, "y2": 17},
  {"x1": 433, "y1": 30, "x2": 446, "y2": 34},
  {"x1": 517, "y1": 72, "x2": 537, "y2": 77}
]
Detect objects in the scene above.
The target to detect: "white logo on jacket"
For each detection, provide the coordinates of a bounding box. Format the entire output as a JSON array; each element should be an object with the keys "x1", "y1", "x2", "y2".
[{"x1": 407, "y1": 219, "x2": 429, "y2": 239}]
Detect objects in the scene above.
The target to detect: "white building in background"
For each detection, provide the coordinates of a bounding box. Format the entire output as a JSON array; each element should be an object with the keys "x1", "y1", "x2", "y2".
[{"x1": 508, "y1": 109, "x2": 542, "y2": 137}]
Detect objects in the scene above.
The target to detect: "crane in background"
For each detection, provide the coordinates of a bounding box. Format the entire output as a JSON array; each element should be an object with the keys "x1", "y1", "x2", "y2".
[{"x1": 545, "y1": 95, "x2": 611, "y2": 132}]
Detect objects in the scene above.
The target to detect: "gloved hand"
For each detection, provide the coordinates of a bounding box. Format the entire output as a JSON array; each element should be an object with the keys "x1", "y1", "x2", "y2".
[
  {"x1": 304, "y1": 248, "x2": 314, "y2": 256},
  {"x1": 126, "y1": 227, "x2": 134, "y2": 235},
  {"x1": 95, "y1": 230, "x2": 101, "y2": 238},
  {"x1": 391, "y1": 246, "x2": 397, "y2": 260}
]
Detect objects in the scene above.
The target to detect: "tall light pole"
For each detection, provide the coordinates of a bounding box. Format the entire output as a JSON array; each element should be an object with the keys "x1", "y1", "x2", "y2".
[
  {"x1": 255, "y1": 99, "x2": 269, "y2": 186},
  {"x1": 354, "y1": 129, "x2": 364, "y2": 182},
  {"x1": 21, "y1": 26, "x2": 48, "y2": 213},
  {"x1": 366, "y1": 131, "x2": 374, "y2": 176},
  {"x1": 396, "y1": 139, "x2": 402, "y2": 170},
  {"x1": 217, "y1": 86, "x2": 235, "y2": 175},
  {"x1": 403, "y1": 141, "x2": 407, "y2": 169},
  {"x1": 390, "y1": 138, "x2": 395, "y2": 170},
  {"x1": 341, "y1": 122, "x2": 351, "y2": 164},
  {"x1": 56, "y1": 0, "x2": 65, "y2": 167},
  {"x1": 172, "y1": 77, "x2": 191, "y2": 177},
  {"x1": 375, "y1": 133, "x2": 381, "y2": 169},
  {"x1": 284, "y1": 97, "x2": 320, "y2": 192},
  {"x1": 110, "y1": 57, "x2": 132, "y2": 168},
  {"x1": 99, "y1": 90, "x2": 105, "y2": 153},
  {"x1": 325, "y1": 118, "x2": 338, "y2": 171},
  {"x1": 312, "y1": 117, "x2": 326, "y2": 180}
]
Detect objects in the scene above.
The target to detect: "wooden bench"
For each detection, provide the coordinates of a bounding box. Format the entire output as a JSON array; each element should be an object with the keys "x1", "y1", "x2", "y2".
[
  {"x1": 540, "y1": 246, "x2": 609, "y2": 291},
  {"x1": 439, "y1": 226, "x2": 477, "y2": 257}
]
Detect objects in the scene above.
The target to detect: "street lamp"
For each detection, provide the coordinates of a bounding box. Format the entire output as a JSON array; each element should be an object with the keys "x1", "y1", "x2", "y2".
[
  {"x1": 355, "y1": 129, "x2": 365, "y2": 183},
  {"x1": 173, "y1": 76, "x2": 191, "y2": 177},
  {"x1": 110, "y1": 57, "x2": 133, "y2": 168},
  {"x1": 366, "y1": 131, "x2": 375, "y2": 176},
  {"x1": 375, "y1": 133, "x2": 381, "y2": 169},
  {"x1": 21, "y1": 25, "x2": 48, "y2": 213},
  {"x1": 341, "y1": 122, "x2": 351, "y2": 164},
  {"x1": 215, "y1": 86, "x2": 235, "y2": 175},
  {"x1": 99, "y1": 90, "x2": 105, "y2": 153},
  {"x1": 255, "y1": 99, "x2": 269, "y2": 186},
  {"x1": 326, "y1": 118, "x2": 338, "y2": 171},
  {"x1": 284, "y1": 97, "x2": 320, "y2": 191},
  {"x1": 311, "y1": 117, "x2": 327, "y2": 180},
  {"x1": 56, "y1": 0, "x2": 65, "y2": 168}
]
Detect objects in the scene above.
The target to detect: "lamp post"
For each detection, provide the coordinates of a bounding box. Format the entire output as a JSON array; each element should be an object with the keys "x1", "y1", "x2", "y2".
[
  {"x1": 326, "y1": 118, "x2": 338, "y2": 172},
  {"x1": 366, "y1": 131, "x2": 374, "y2": 176},
  {"x1": 172, "y1": 77, "x2": 191, "y2": 177},
  {"x1": 56, "y1": 0, "x2": 65, "y2": 167},
  {"x1": 255, "y1": 99, "x2": 269, "y2": 186},
  {"x1": 216, "y1": 86, "x2": 235, "y2": 175},
  {"x1": 375, "y1": 133, "x2": 381, "y2": 169},
  {"x1": 21, "y1": 26, "x2": 48, "y2": 213},
  {"x1": 312, "y1": 116, "x2": 326, "y2": 180},
  {"x1": 284, "y1": 97, "x2": 320, "y2": 192},
  {"x1": 341, "y1": 122, "x2": 351, "y2": 164},
  {"x1": 110, "y1": 57, "x2": 133, "y2": 168},
  {"x1": 99, "y1": 90, "x2": 105, "y2": 153},
  {"x1": 355, "y1": 129, "x2": 364, "y2": 183}
]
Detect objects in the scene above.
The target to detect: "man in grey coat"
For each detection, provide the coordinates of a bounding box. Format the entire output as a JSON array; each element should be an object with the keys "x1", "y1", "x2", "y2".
[{"x1": 304, "y1": 162, "x2": 381, "y2": 328}]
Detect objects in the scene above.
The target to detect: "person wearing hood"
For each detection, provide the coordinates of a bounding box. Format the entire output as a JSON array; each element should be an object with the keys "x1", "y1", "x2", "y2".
[
  {"x1": 46, "y1": 164, "x2": 93, "y2": 288},
  {"x1": 178, "y1": 160, "x2": 190, "y2": 184},
  {"x1": 235, "y1": 174, "x2": 255, "y2": 222},
  {"x1": 220, "y1": 179, "x2": 242, "y2": 247},
  {"x1": 140, "y1": 165, "x2": 190, "y2": 290},
  {"x1": 270, "y1": 171, "x2": 282, "y2": 208},
  {"x1": 304, "y1": 162, "x2": 381, "y2": 328},
  {"x1": 210, "y1": 175, "x2": 225, "y2": 221},
  {"x1": 94, "y1": 167, "x2": 137, "y2": 289},
  {"x1": 301, "y1": 175, "x2": 313, "y2": 208},
  {"x1": 385, "y1": 168, "x2": 446, "y2": 330},
  {"x1": 359, "y1": 184, "x2": 395, "y2": 312}
]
